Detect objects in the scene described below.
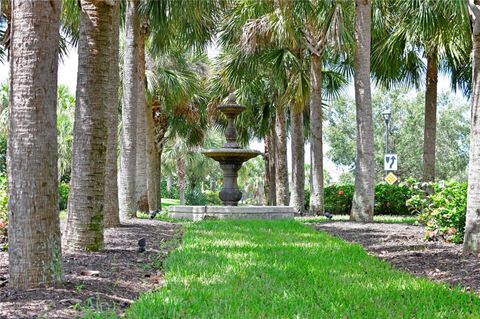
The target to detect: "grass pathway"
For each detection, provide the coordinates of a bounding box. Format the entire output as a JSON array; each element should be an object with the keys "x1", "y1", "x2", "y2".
[{"x1": 112, "y1": 220, "x2": 479, "y2": 318}]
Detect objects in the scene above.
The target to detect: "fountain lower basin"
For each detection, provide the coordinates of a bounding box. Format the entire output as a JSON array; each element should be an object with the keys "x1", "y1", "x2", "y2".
[{"x1": 168, "y1": 205, "x2": 295, "y2": 220}]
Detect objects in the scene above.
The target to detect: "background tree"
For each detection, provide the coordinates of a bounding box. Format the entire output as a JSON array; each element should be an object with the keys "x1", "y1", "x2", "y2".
[
  {"x1": 119, "y1": 0, "x2": 140, "y2": 219},
  {"x1": 103, "y1": 2, "x2": 120, "y2": 228},
  {"x1": 371, "y1": 0, "x2": 471, "y2": 182},
  {"x1": 8, "y1": 0, "x2": 63, "y2": 288},
  {"x1": 325, "y1": 88, "x2": 470, "y2": 182},
  {"x1": 65, "y1": 0, "x2": 116, "y2": 251},
  {"x1": 464, "y1": 0, "x2": 480, "y2": 254},
  {"x1": 351, "y1": 0, "x2": 375, "y2": 222}
]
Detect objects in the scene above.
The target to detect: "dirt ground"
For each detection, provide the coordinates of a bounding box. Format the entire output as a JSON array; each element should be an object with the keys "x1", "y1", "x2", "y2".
[
  {"x1": 313, "y1": 221, "x2": 480, "y2": 294},
  {"x1": 0, "y1": 218, "x2": 181, "y2": 319}
]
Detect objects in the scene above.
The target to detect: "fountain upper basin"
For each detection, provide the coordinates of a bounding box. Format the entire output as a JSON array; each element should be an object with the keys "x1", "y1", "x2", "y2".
[{"x1": 202, "y1": 148, "x2": 261, "y2": 163}]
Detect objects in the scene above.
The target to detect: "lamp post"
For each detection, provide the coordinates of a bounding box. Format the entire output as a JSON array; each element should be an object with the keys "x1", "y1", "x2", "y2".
[{"x1": 382, "y1": 109, "x2": 391, "y2": 156}]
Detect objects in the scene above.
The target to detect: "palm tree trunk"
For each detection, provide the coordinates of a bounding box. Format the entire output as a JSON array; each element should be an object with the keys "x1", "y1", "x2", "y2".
[
  {"x1": 310, "y1": 54, "x2": 324, "y2": 215},
  {"x1": 177, "y1": 155, "x2": 186, "y2": 205},
  {"x1": 263, "y1": 134, "x2": 271, "y2": 206},
  {"x1": 464, "y1": 6, "x2": 480, "y2": 253},
  {"x1": 66, "y1": 0, "x2": 115, "y2": 251},
  {"x1": 146, "y1": 102, "x2": 159, "y2": 211},
  {"x1": 422, "y1": 48, "x2": 438, "y2": 182},
  {"x1": 166, "y1": 175, "x2": 172, "y2": 194},
  {"x1": 8, "y1": 0, "x2": 63, "y2": 288},
  {"x1": 290, "y1": 109, "x2": 305, "y2": 213},
  {"x1": 268, "y1": 120, "x2": 277, "y2": 205},
  {"x1": 104, "y1": 2, "x2": 120, "y2": 228},
  {"x1": 119, "y1": 0, "x2": 139, "y2": 219},
  {"x1": 135, "y1": 26, "x2": 148, "y2": 212},
  {"x1": 350, "y1": 0, "x2": 375, "y2": 222},
  {"x1": 275, "y1": 106, "x2": 289, "y2": 205}
]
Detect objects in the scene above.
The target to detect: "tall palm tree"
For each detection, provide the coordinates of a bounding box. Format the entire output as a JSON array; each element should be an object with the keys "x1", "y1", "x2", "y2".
[
  {"x1": 8, "y1": 0, "x2": 63, "y2": 288},
  {"x1": 350, "y1": 0, "x2": 375, "y2": 222},
  {"x1": 135, "y1": 23, "x2": 148, "y2": 212},
  {"x1": 290, "y1": 107, "x2": 305, "y2": 212},
  {"x1": 371, "y1": 0, "x2": 471, "y2": 182},
  {"x1": 464, "y1": 0, "x2": 480, "y2": 254},
  {"x1": 65, "y1": 0, "x2": 116, "y2": 251},
  {"x1": 103, "y1": 1, "x2": 120, "y2": 228},
  {"x1": 119, "y1": 0, "x2": 140, "y2": 219},
  {"x1": 275, "y1": 104, "x2": 289, "y2": 205}
]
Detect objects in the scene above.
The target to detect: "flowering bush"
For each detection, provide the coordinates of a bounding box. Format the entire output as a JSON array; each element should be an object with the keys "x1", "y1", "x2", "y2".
[{"x1": 407, "y1": 180, "x2": 467, "y2": 243}]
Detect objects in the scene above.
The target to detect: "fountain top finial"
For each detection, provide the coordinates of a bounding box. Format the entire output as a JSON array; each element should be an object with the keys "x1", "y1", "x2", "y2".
[{"x1": 227, "y1": 92, "x2": 237, "y2": 104}]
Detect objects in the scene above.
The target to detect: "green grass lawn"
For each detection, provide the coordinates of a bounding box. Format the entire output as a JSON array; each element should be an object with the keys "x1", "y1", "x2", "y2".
[
  {"x1": 297, "y1": 214, "x2": 418, "y2": 225},
  {"x1": 108, "y1": 220, "x2": 480, "y2": 319},
  {"x1": 161, "y1": 198, "x2": 180, "y2": 208}
]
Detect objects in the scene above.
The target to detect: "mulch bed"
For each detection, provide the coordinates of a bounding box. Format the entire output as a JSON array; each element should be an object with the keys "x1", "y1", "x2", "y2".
[
  {"x1": 312, "y1": 221, "x2": 480, "y2": 294},
  {"x1": 0, "y1": 218, "x2": 181, "y2": 319}
]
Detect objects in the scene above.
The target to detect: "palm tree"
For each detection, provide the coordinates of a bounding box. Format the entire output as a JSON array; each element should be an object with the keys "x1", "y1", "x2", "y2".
[
  {"x1": 104, "y1": 1, "x2": 120, "y2": 228},
  {"x1": 8, "y1": 0, "x2": 63, "y2": 288},
  {"x1": 290, "y1": 107, "x2": 305, "y2": 213},
  {"x1": 119, "y1": 0, "x2": 140, "y2": 219},
  {"x1": 371, "y1": 0, "x2": 471, "y2": 182},
  {"x1": 135, "y1": 22, "x2": 148, "y2": 212},
  {"x1": 275, "y1": 104, "x2": 289, "y2": 205},
  {"x1": 464, "y1": 0, "x2": 480, "y2": 254},
  {"x1": 350, "y1": 0, "x2": 375, "y2": 222},
  {"x1": 65, "y1": 0, "x2": 116, "y2": 251}
]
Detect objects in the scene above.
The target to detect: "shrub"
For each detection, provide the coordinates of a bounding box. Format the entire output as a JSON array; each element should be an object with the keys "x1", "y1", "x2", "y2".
[
  {"x1": 305, "y1": 183, "x2": 414, "y2": 215},
  {"x1": 407, "y1": 181, "x2": 467, "y2": 243},
  {"x1": 324, "y1": 184, "x2": 354, "y2": 215},
  {"x1": 374, "y1": 183, "x2": 415, "y2": 215},
  {"x1": 161, "y1": 177, "x2": 179, "y2": 199},
  {"x1": 58, "y1": 182, "x2": 69, "y2": 211},
  {"x1": 204, "y1": 190, "x2": 222, "y2": 205},
  {"x1": 186, "y1": 187, "x2": 207, "y2": 205}
]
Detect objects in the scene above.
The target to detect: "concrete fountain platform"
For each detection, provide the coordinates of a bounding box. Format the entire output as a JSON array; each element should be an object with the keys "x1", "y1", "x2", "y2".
[{"x1": 168, "y1": 206, "x2": 295, "y2": 221}]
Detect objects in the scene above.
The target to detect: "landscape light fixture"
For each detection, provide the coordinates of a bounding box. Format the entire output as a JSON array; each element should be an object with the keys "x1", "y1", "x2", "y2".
[{"x1": 382, "y1": 109, "x2": 391, "y2": 155}]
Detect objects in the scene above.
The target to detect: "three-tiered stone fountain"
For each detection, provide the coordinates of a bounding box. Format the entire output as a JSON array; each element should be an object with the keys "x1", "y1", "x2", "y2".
[{"x1": 168, "y1": 93, "x2": 295, "y2": 220}]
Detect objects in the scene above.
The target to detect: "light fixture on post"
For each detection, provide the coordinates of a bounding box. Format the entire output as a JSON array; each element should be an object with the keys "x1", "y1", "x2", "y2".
[{"x1": 382, "y1": 109, "x2": 391, "y2": 155}]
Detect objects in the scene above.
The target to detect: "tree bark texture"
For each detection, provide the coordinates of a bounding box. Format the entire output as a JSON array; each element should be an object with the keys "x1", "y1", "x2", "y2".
[
  {"x1": 146, "y1": 102, "x2": 159, "y2": 211},
  {"x1": 177, "y1": 155, "x2": 186, "y2": 205},
  {"x1": 263, "y1": 134, "x2": 271, "y2": 206},
  {"x1": 166, "y1": 175, "x2": 172, "y2": 194},
  {"x1": 275, "y1": 106, "x2": 289, "y2": 205},
  {"x1": 135, "y1": 26, "x2": 148, "y2": 212},
  {"x1": 464, "y1": 3, "x2": 480, "y2": 253},
  {"x1": 290, "y1": 109, "x2": 305, "y2": 213},
  {"x1": 268, "y1": 120, "x2": 277, "y2": 206},
  {"x1": 66, "y1": 0, "x2": 115, "y2": 251},
  {"x1": 350, "y1": 0, "x2": 375, "y2": 222},
  {"x1": 103, "y1": 2, "x2": 120, "y2": 228},
  {"x1": 119, "y1": 0, "x2": 139, "y2": 219},
  {"x1": 422, "y1": 49, "x2": 438, "y2": 182},
  {"x1": 310, "y1": 54, "x2": 324, "y2": 215},
  {"x1": 8, "y1": 0, "x2": 63, "y2": 288}
]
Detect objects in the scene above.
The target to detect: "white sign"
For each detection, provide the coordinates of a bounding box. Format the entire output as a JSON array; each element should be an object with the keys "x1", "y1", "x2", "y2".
[{"x1": 384, "y1": 154, "x2": 398, "y2": 171}]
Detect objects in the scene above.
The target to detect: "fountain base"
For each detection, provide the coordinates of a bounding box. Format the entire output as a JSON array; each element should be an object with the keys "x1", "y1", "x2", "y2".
[{"x1": 168, "y1": 206, "x2": 295, "y2": 221}]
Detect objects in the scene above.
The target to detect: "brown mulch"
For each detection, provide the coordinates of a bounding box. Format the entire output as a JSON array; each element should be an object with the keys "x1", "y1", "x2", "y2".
[
  {"x1": 313, "y1": 221, "x2": 480, "y2": 293},
  {"x1": 0, "y1": 218, "x2": 182, "y2": 319}
]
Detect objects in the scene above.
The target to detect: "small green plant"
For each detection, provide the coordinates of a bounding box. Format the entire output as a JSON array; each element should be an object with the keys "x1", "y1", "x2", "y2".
[
  {"x1": 75, "y1": 283, "x2": 85, "y2": 293},
  {"x1": 58, "y1": 182, "x2": 69, "y2": 211},
  {"x1": 407, "y1": 180, "x2": 467, "y2": 243}
]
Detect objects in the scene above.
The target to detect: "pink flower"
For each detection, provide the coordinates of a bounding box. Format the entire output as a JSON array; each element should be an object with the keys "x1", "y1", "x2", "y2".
[{"x1": 338, "y1": 190, "x2": 344, "y2": 196}]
